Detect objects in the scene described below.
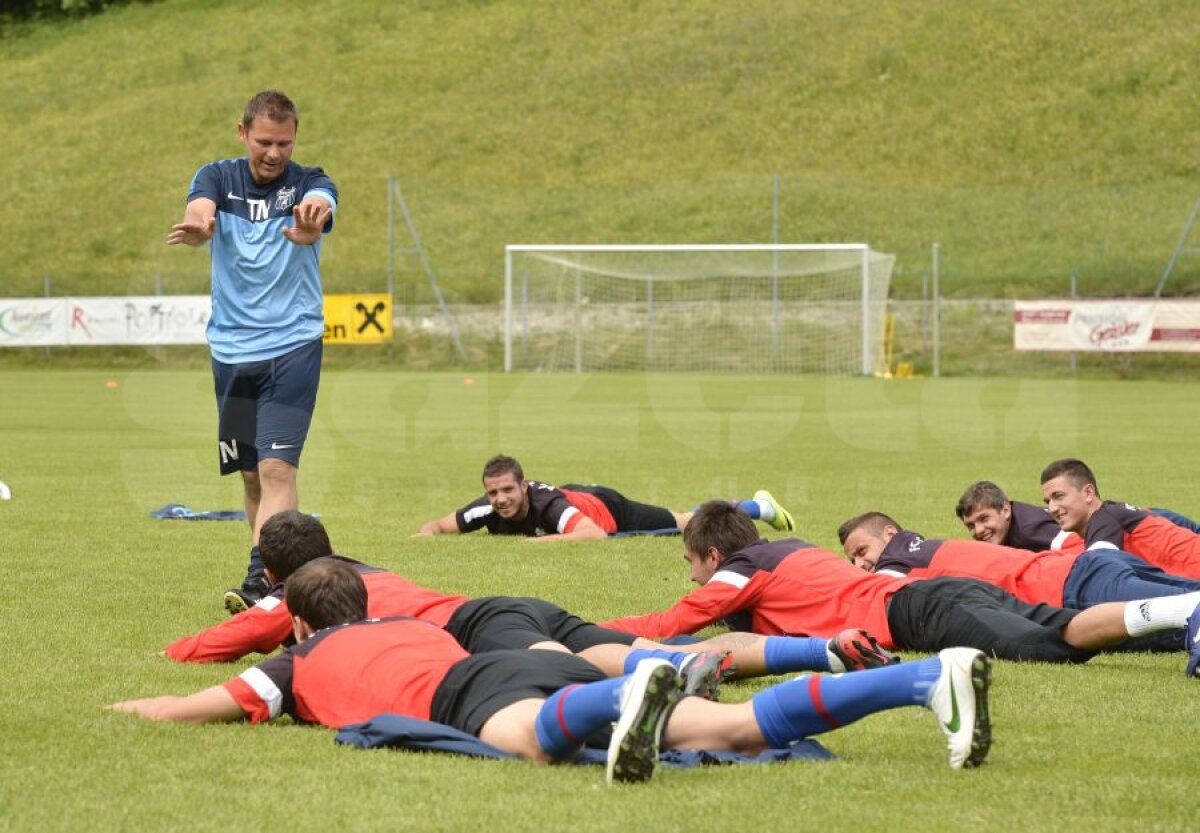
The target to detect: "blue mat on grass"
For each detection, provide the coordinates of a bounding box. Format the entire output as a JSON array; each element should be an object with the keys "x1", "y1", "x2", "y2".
[
  {"x1": 149, "y1": 504, "x2": 246, "y2": 522},
  {"x1": 335, "y1": 714, "x2": 832, "y2": 766}
]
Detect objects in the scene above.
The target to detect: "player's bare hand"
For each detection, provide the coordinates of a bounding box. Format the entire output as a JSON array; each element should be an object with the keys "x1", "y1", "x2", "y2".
[
  {"x1": 167, "y1": 218, "x2": 215, "y2": 246},
  {"x1": 282, "y1": 200, "x2": 332, "y2": 245}
]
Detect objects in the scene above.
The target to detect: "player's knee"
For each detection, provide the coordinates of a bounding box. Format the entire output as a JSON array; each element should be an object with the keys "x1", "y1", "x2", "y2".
[
  {"x1": 258, "y1": 458, "x2": 297, "y2": 486},
  {"x1": 241, "y1": 470, "x2": 262, "y2": 500}
]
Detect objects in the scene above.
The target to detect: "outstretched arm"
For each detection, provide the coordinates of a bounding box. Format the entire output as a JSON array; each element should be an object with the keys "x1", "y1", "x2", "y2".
[
  {"x1": 526, "y1": 515, "x2": 608, "y2": 542},
  {"x1": 109, "y1": 685, "x2": 246, "y2": 724},
  {"x1": 282, "y1": 197, "x2": 333, "y2": 245},
  {"x1": 599, "y1": 580, "x2": 754, "y2": 638},
  {"x1": 166, "y1": 198, "x2": 217, "y2": 247},
  {"x1": 163, "y1": 601, "x2": 292, "y2": 663},
  {"x1": 413, "y1": 513, "x2": 462, "y2": 537}
]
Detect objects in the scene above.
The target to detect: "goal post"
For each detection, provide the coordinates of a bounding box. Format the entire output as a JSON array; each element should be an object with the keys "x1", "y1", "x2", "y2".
[{"x1": 504, "y1": 244, "x2": 894, "y2": 375}]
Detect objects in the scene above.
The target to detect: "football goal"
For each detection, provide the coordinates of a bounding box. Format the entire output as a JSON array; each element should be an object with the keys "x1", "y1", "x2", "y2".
[{"x1": 504, "y1": 244, "x2": 894, "y2": 374}]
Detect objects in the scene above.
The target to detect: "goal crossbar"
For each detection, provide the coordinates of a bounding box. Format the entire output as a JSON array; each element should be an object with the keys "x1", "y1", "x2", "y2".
[{"x1": 504, "y1": 244, "x2": 889, "y2": 375}]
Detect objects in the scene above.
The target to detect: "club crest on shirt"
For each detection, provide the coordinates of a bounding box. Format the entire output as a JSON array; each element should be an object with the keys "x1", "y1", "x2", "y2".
[
  {"x1": 907, "y1": 534, "x2": 925, "y2": 552},
  {"x1": 275, "y1": 186, "x2": 297, "y2": 212}
]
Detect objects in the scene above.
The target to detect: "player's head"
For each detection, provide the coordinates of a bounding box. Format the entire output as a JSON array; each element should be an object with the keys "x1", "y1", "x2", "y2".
[
  {"x1": 481, "y1": 454, "x2": 529, "y2": 521},
  {"x1": 837, "y1": 511, "x2": 901, "y2": 571},
  {"x1": 955, "y1": 481, "x2": 1013, "y2": 544},
  {"x1": 285, "y1": 557, "x2": 367, "y2": 637},
  {"x1": 1039, "y1": 459, "x2": 1100, "y2": 534},
  {"x1": 682, "y1": 501, "x2": 759, "y2": 584},
  {"x1": 482, "y1": 454, "x2": 524, "y2": 483},
  {"x1": 238, "y1": 90, "x2": 298, "y2": 185},
  {"x1": 259, "y1": 510, "x2": 334, "y2": 583}
]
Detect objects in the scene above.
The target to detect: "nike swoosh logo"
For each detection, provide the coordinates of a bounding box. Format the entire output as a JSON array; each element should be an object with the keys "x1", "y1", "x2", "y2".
[
  {"x1": 227, "y1": 192, "x2": 245, "y2": 201},
  {"x1": 944, "y1": 680, "x2": 961, "y2": 733},
  {"x1": 271, "y1": 442, "x2": 294, "y2": 450}
]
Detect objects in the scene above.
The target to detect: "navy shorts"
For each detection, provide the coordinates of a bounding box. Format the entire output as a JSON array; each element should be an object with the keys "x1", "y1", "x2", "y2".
[
  {"x1": 562, "y1": 484, "x2": 679, "y2": 532},
  {"x1": 211, "y1": 338, "x2": 322, "y2": 475},
  {"x1": 445, "y1": 596, "x2": 638, "y2": 654},
  {"x1": 887, "y1": 577, "x2": 1094, "y2": 664},
  {"x1": 431, "y1": 650, "x2": 607, "y2": 737}
]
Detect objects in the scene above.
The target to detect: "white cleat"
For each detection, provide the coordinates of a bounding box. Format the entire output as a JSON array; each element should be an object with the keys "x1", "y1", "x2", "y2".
[
  {"x1": 606, "y1": 659, "x2": 680, "y2": 785},
  {"x1": 927, "y1": 647, "x2": 992, "y2": 769}
]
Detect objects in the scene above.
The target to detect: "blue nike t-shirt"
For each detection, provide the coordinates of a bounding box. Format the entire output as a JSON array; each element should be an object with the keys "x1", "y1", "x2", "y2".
[{"x1": 187, "y1": 157, "x2": 338, "y2": 363}]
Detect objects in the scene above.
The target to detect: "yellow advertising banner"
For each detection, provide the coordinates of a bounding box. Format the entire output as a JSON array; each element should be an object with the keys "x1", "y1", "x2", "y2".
[{"x1": 322, "y1": 293, "x2": 393, "y2": 344}]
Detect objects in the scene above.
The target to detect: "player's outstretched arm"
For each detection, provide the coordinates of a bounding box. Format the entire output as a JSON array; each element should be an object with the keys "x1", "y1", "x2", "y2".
[
  {"x1": 413, "y1": 513, "x2": 462, "y2": 537},
  {"x1": 109, "y1": 685, "x2": 246, "y2": 724},
  {"x1": 166, "y1": 197, "x2": 217, "y2": 246},
  {"x1": 600, "y1": 580, "x2": 750, "y2": 637},
  {"x1": 163, "y1": 602, "x2": 293, "y2": 663},
  {"x1": 527, "y1": 515, "x2": 608, "y2": 542},
  {"x1": 282, "y1": 197, "x2": 332, "y2": 245}
]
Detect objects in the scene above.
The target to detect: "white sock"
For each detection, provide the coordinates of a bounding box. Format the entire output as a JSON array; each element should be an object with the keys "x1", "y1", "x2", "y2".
[
  {"x1": 755, "y1": 499, "x2": 775, "y2": 523},
  {"x1": 1123, "y1": 591, "x2": 1200, "y2": 636}
]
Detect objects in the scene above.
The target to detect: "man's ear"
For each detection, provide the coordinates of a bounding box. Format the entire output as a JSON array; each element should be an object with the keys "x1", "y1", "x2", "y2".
[
  {"x1": 291, "y1": 615, "x2": 314, "y2": 643},
  {"x1": 705, "y1": 547, "x2": 724, "y2": 566},
  {"x1": 882, "y1": 524, "x2": 900, "y2": 540}
]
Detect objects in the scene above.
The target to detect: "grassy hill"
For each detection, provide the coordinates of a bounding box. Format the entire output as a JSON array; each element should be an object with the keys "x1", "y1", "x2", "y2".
[{"x1": 1, "y1": 0, "x2": 1198, "y2": 302}]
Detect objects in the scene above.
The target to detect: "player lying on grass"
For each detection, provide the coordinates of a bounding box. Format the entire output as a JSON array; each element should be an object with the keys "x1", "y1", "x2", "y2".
[
  {"x1": 166, "y1": 511, "x2": 897, "y2": 687},
  {"x1": 955, "y1": 479, "x2": 1200, "y2": 554},
  {"x1": 413, "y1": 454, "x2": 794, "y2": 541},
  {"x1": 113, "y1": 557, "x2": 995, "y2": 779},
  {"x1": 1041, "y1": 459, "x2": 1200, "y2": 579},
  {"x1": 839, "y1": 511, "x2": 1200, "y2": 654},
  {"x1": 599, "y1": 501, "x2": 1200, "y2": 675}
]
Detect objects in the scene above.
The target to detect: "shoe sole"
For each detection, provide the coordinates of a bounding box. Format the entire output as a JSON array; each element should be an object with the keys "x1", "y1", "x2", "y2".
[
  {"x1": 606, "y1": 664, "x2": 681, "y2": 785},
  {"x1": 681, "y1": 655, "x2": 723, "y2": 701},
  {"x1": 223, "y1": 590, "x2": 251, "y2": 617},
  {"x1": 963, "y1": 652, "x2": 992, "y2": 769}
]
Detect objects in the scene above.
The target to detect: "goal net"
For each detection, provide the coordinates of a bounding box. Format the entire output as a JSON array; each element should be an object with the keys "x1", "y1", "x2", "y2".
[{"x1": 504, "y1": 244, "x2": 894, "y2": 374}]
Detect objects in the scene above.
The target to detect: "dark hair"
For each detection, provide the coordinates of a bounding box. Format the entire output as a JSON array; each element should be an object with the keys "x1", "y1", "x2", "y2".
[
  {"x1": 955, "y1": 481, "x2": 1009, "y2": 520},
  {"x1": 1040, "y1": 459, "x2": 1098, "y2": 493},
  {"x1": 683, "y1": 501, "x2": 759, "y2": 558},
  {"x1": 285, "y1": 557, "x2": 367, "y2": 631},
  {"x1": 242, "y1": 90, "x2": 298, "y2": 129},
  {"x1": 259, "y1": 511, "x2": 333, "y2": 581},
  {"x1": 482, "y1": 454, "x2": 524, "y2": 483},
  {"x1": 836, "y1": 511, "x2": 900, "y2": 546}
]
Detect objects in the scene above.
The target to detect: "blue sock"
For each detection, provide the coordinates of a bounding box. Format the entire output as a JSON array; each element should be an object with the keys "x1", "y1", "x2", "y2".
[
  {"x1": 764, "y1": 636, "x2": 832, "y2": 673},
  {"x1": 534, "y1": 676, "x2": 627, "y2": 759},
  {"x1": 622, "y1": 649, "x2": 692, "y2": 674},
  {"x1": 751, "y1": 657, "x2": 942, "y2": 747},
  {"x1": 735, "y1": 499, "x2": 762, "y2": 519},
  {"x1": 248, "y1": 545, "x2": 264, "y2": 574}
]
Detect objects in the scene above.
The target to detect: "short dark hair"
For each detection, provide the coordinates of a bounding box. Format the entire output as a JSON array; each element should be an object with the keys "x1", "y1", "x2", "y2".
[
  {"x1": 482, "y1": 454, "x2": 524, "y2": 483},
  {"x1": 1040, "y1": 459, "x2": 1098, "y2": 493},
  {"x1": 955, "y1": 481, "x2": 1009, "y2": 520},
  {"x1": 683, "y1": 501, "x2": 759, "y2": 558},
  {"x1": 837, "y1": 511, "x2": 900, "y2": 546},
  {"x1": 242, "y1": 90, "x2": 298, "y2": 129},
  {"x1": 285, "y1": 557, "x2": 367, "y2": 631},
  {"x1": 259, "y1": 511, "x2": 333, "y2": 581}
]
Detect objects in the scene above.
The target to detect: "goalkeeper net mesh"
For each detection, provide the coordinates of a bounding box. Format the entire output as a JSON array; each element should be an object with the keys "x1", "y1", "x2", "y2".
[{"x1": 504, "y1": 244, "x2": 894, "y2": 374}]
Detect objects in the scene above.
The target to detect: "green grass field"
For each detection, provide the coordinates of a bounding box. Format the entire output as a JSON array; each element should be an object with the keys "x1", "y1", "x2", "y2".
[
  {"x1": 2, "y1": 0, "x2": 1199, "y2": 298},
  {"x1": 2, "y1": 369, "x2": 1199, "y2": 832}
]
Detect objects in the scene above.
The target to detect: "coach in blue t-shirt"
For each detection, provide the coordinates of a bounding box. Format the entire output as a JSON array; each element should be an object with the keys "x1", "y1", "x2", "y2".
[{"x1": 167, "y1": 89, "x2": 338, "y2": 615}]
